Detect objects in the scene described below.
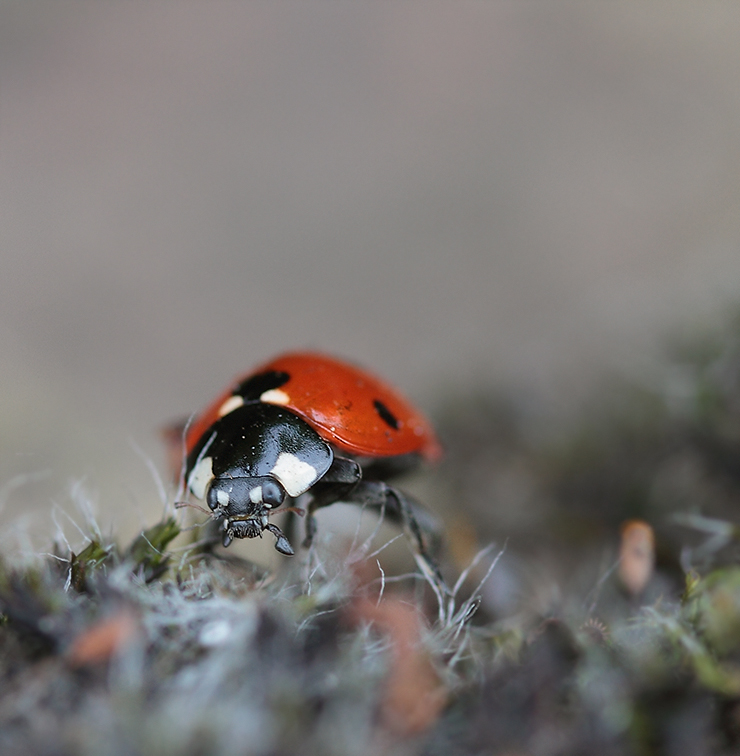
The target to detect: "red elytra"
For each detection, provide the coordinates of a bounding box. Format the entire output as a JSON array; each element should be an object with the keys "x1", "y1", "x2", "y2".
[{"x1": 185, "y1": 352, "x2": 441, "y2": 464}]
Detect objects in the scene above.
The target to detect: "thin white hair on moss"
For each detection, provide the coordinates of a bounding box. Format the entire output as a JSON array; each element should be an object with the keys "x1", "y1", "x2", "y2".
[
  {"x1": 128, "y1": 437, "x2": 170, "y2": 515},
  {"x1": 419, "y1": 542, "x2": 507, "y2": 672},
  {"x1": 428, "y1": 540, "x2": 507, "y2": 631},
  {"x1": 68, "y1": 478, "x2": 103, "y2": 541},
  {"x1": 346, "y1": 500, "x2": 388, "y2": 564},
  {"x1": 295, "y1": 606, "x2": 339, "y2": 636},
  {"x1": 38, "y1": 552, "x2": 70, "y2": 564},
  {"x1": 345, "y1": 498, "x2": 371, "y2": 556},
  {"x1": 37, "y1": 551, "x2": 74, "y2": 593},
  {"x1": 303, "y1": 536, "x2": 333, "y2": 593},
  {"x1": 361, "y1": 532, "x2": 403, "y2": 563},
  {"x1": 355, "y1": 619, "x2": 393, "y2": 658},
  {"x1": 582, "y1": 553, "x2": 621, "y2": 618},
  {"x1": 303, "y1": 553, "x2": 327, "y2": 597},
  {"x1": 137, "y1": 531, "x2": 164, "y2": 557},
  {"x1": 175, "y1": 413, "x2": 196, "y2": 504},
  {"x1": 310, "y1": 564, "x2": 354, "y2": 606},
  {"x1": 51, "y1": 503, "x2": 79, "y2": 553},
  {"x1": 674, "y1": 513, "x2": 737, "y2": 568},
  {"x1": 0, "y1": 513, "x2": 42, "y2": 560},
  {"x1": 171, "y1": 537, "x2": 212, "y2": 574},
  {"x1": 375, "y1": 559, "x2": 386, "y2": 605},
  {"x1": 368, "y1": 570, "x2": 430, "y2": 590}
]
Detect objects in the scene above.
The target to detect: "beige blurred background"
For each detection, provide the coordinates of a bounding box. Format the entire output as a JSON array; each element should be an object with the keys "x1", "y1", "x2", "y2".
[{"x1": 2, "y1": 3, "x2": 740, "y2": 544}]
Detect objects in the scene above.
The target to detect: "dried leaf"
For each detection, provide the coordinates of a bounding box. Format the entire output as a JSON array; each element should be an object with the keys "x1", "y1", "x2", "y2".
[
  {"x1": 619, "y1": 520, "x2": 654, "y2": 596},
  {"x1": 67, "y1": 610, "x2": 139, "y2": 667}
]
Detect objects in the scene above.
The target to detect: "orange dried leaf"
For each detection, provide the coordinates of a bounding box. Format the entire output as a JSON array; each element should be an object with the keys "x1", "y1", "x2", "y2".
[
  {"x1": 67, "y1": 610, "x2": 139, "y2": 667},
  {"x1": 619, "y1": 519, "x2": 655, "y2": 596}
]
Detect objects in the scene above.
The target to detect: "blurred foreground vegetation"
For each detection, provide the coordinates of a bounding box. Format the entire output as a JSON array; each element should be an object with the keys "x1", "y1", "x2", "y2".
[{"x1": 4, "y1": 315, "x2": 740, "y2": 754}]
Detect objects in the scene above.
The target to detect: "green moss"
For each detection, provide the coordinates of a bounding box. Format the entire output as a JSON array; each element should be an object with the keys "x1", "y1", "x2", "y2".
[{"x1": 125, "y1": 516, "x2": 181, "y2": 582}]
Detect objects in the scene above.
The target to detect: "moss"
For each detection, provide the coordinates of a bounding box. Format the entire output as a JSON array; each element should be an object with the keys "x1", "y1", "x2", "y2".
[{"x1": 5, "y1": 312, "x2": 740, "y2": 753}]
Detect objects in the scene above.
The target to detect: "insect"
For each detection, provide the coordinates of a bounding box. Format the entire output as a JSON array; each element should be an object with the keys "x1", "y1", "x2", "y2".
[{"x1": 177, "y1": 351, "x2": 444, "y2": 582}]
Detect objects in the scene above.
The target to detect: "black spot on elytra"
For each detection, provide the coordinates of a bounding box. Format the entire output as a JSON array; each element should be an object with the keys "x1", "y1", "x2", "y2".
[
  {"x1": 373, "y1": 399, "x2": 399, "y2": 430},
  {"x1": 236, "y1": 371, "x2": 290, "y2": 402}
]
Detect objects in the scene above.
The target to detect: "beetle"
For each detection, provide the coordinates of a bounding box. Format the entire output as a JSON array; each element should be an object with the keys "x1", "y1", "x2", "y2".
[{"x1": 176, "y1": 351, "x2": 444, "y2": 582}]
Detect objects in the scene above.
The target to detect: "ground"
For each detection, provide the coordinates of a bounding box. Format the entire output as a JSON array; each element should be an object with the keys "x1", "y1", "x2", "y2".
[{"x1": 3, "y1": 316, "x2": 740, "y2": 756}]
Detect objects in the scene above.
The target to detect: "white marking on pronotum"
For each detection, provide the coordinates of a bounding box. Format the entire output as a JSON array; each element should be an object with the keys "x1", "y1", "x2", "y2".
[
  {"x1": 218, "y1": 394, "x2": 244, "y2": 417},
  {"x1": 187, "y1": 456, "x2": 214, "y2": 500},
  {"x1": 249, "y1": 486, "x2": 263, "y2": 504},
  {"x1": 260, "y1": 388, "x2": 290, "y2": 405},
  {"x1": 216, "y1": 490, "x2": 230, "y2": 507},
  {"x1": 270, "y1": 452, "x2": 318, "y2": 497}
]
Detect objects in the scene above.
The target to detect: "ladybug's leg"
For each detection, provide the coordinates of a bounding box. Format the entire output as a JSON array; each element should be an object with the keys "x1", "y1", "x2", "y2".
[
  {"x1": 306, "y1": 460, "x2": 447, "y2": 591},
  {"x1": 302, "y1": 457, "x2": 362, "y2": 549},
  {"x1": 340, "y1": 480, "x2": 446, "y2": 589}
]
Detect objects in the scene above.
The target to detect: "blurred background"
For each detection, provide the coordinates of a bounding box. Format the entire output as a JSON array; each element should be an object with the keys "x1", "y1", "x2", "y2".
[{"x1": 3, "y1": 3, "x2": 740, "y2": 549}]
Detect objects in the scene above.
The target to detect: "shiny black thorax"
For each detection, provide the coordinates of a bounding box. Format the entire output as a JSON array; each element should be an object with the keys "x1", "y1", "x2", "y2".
[
  {"x1": 186, "y1": 404, "x2": 329, "y2": 482},
  {"x1": 186, "y1": 403, "x2": 334, "y2": 504}
]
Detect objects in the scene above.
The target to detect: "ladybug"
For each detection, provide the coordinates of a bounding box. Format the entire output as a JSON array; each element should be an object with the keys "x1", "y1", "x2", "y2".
[{"x1": 178, "y1": 352, "x2": 443, "y2": 580}]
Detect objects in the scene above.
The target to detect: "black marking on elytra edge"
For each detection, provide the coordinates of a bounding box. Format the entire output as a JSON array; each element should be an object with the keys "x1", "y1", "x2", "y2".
[
  {"x1": 373, "y1": 399, "x2": 399, "y2": 430},
  {"x1": 235, "y1": 370, "x2": 290, "y2": 402}
]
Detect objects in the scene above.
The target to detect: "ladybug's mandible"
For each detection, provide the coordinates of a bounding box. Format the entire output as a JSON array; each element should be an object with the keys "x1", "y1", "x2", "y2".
[{"x1": 179, "y1": 352, "x2": 443, "y2": 578}]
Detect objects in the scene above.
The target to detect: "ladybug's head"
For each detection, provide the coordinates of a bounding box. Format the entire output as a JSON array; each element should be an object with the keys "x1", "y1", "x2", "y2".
[
  {"x1": 205, "y1": 476, "x2": 293, "y2": 554},
  {"x1": 205, "y1": 475, "x2": 285, "y2": 515}
]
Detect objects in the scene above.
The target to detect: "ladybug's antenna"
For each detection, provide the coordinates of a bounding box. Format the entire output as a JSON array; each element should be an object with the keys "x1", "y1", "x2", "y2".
[
  {"x1": 174, "y1": 500, "x2": 213, "y2": 516},
  {"x1": 274, "y1": 505, "x2": 305, "y2": 517}
]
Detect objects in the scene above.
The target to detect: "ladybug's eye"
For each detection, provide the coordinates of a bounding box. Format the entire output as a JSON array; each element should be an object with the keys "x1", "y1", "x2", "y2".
[{"x1": 261, "y1": 479, "x2": 285, "y2": 509}]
